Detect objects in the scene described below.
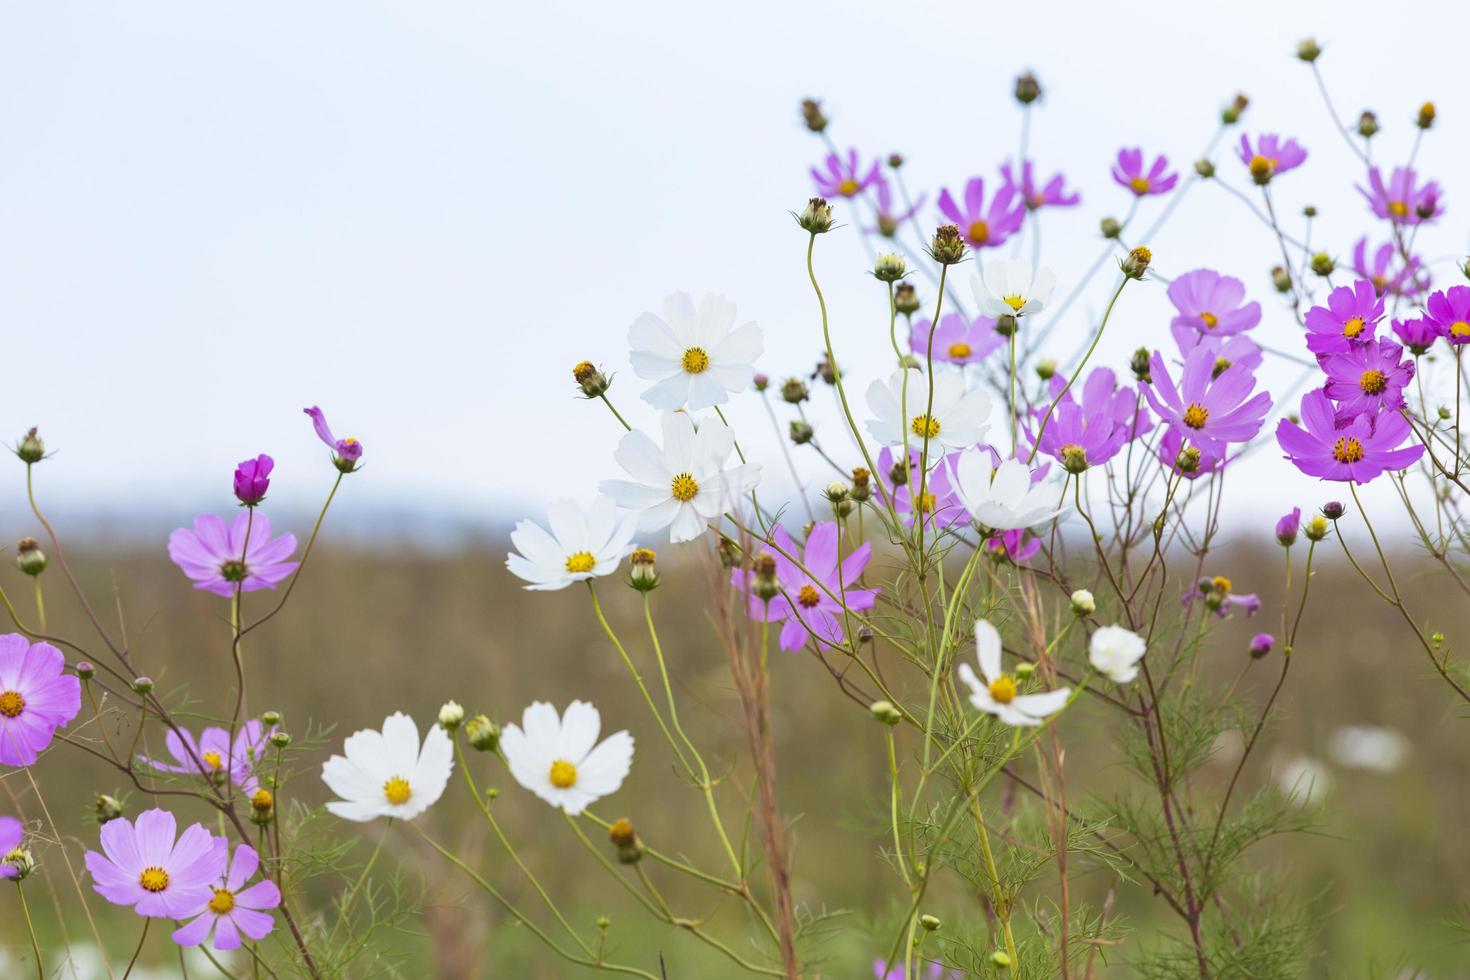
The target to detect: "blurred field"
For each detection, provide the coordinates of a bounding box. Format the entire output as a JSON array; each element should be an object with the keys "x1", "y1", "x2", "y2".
[{"x1": 0, "y1": 537, "x2": 1468, "y2": 978}]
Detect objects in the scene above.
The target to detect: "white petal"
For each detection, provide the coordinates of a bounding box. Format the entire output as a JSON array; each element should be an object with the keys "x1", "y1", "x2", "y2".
[{"x1": 974, "y1": 620, "x2": 1002, "y2": 682}]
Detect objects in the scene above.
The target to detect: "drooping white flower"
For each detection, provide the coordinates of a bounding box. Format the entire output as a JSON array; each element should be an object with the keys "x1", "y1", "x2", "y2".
[
  {"x1": 507, "y1": 497, "x2": 636, "y2": 591},
  {"x1": 1088, "y1": 625, "x2": 1147, "y2": 683},
  {"x1": 956, "y1": 620, "x2": 1070, "y2": 727},
  {"x1": 865, "y1": 368, "x2": 991, "y2": 454},
  {"x1": 628, "y1": 293, "x2": 763, "y2": 411},
  {"x1": 950, "y1": 452, "x2": 1067, "y2": 530},
  {"x1": 500, "y1": 701, "x2": 633, "y2": 815},
  {"x1": 599, "y1": 413, "x2": 761, "y2": 543},
  {"x1": 973, "y1": 259, "x2": 1057, "y2": 318},
  {"x1": 321, "y1": 713, "x2": 453, "y2": 822}
]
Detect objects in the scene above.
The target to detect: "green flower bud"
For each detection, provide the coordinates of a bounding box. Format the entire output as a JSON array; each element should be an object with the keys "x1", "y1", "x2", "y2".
[
  {"x1": 869, "y1": 700, "x2": 902, "y2": 726},
  {"x1": 466, "y1": 714, "x2": 500, "y2": 752}
]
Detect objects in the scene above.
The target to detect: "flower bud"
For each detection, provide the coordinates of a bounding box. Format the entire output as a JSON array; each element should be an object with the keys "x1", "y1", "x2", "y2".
[
  {"x1": 887, "y1": 152, "x2": 904, "y2": 169},
  {"x1": 789, "y1": 420, "x2": 814, "y2": 445},
  {"x1": 573, "y1": 361, "x2": 611, "y2": 398},
  {"x1": 824, "y1": 481, "x2": 849, "y2": 503},
  {"x1": 250, "y1": 789, "x2": 275, "y2": 825},
  {"x1": 629, "y1": 548, "x2": 659, "y2": 592},
  {"x1": 1014, "y1": 71, "x2": 1041, "y2": 105},
  {"x1": 1271, "y1": 265, "x2": 1292, "y2": 293},
  {"x1": 874, "y1": 253, "x2": 907, "y2": 282},
  {"x1": 1249, "y1": 633, "x2": 1274, "y2": 659},
  {"x1": 894, "y1": 282, "x2": 921, "y2": 315},
  {"x1": 869, "y1": 700, "x2": 902, "y2": 725},
  {"x1": 261, "y1": 710, "x2": 282, "y2": 726},
  {"x1": 919, "y1": 914, "x2": 941, "y2": 932},
  {"x1": 16, "y1": 428, "x2": 44, "y2": 464},
  {"x1": 1357, "y1": 110, "x2": 1379, "y2": 138},
  {"x1": 438, "y1": 700, "x2": 465, "y2": 732},
  {"x1": 993, "y1": 315, "x2": 1018, "y2": 338},
  {"x1": 1461, "y1": 257, "x2": 1470, "y2": 282},
  {"x1": 15, "y1": 538, "x2": 46, "y2": 577},
  {"x1": 1303, "y1": 515, "x2": 1329, "y2": 541},
  {"x1": 608, "y1": 817, "x2": 643, "y2": 864},
  {"x1": 269, "y1": 731, "x2": 292, "y2": 748},
  {"x1": 800, "y1": 98, "x2": 828, "y2": 133},
  {"x1": 1121, "y1": 246, "x2": 1151, "y2": 280},
  {"x1": 991, "y1": 951, "x2": 1013, "y2": 968},
  {"x1": 466, "y1": 714, "x2": 500, "y2": 752},
  {"x1": 1296, "y1": 38, "x2": 1321, "y2": 62},
  {"x1": 797, "y1": 197, "x2": 834, "y2": 234},
  {"x1": 1310, "y1": 252, "x2": 1335, "y2": 277},
  {"x1": 1177, "y1": 446, "x2": 1202, "y2": 473},
  {"x1": 1060, "y1": 444, "x2": 1089, "y2": 474},
  {"x1": 717, "y1": 536, "x2": 739, "y2": 568},
  {"x1": 929, "y1": 225, "x2": 967, "y2": 265},
  {"x1": 1099, "y1": 216, "x2": 1121, "y2": 239},
  {"x1": 781, "y1": 377, "x2": 810, "y2": 404},
  {"x1": 4, "y1": 847, "x2": 35, "y2": 880},
  {"x1": 753, "y1": 373, "x2": 770, "y2": 392},
  {"x1": 1194, "y1": 158, "x2": 1215, "y2": 179},
  {"x1": 849, "y1": 467, "x2": 871, "y2": 502},
  {"x1": 812, "y1": 353, "x2": 837, "y2": 386},
  {"x1": 131, "y1": 676, "x2": 154, "y2": 695},
  {"x1": 1221, "y1": 92, "x2": 1249, "y2": 125},
  {"x1": 1035, "y1": 358, "x2": 1057, "y2": 381},
  {"x1": 1416, "y1": 190, "x2": 1438, "y2": 221},
  {"x1": 1014, "y1": 662, "x2": 1036, "y2": 679},
  {"x1": 1322, "y1": 500, "x2": 1345, "y2": 520},
  {"x1": 1416, "y1": 101, "x2": 1436, "y2": 130},
  {"x1": 1440, "y1": 405, "x2": 1453, "y2": 420},
  {"x1": 752, "y1": 552, "x2": 781, "y2": 601},
  {"x1": 1070, "y1": 589, "x2": 1096, "y2": 616},
  {"x1": 76, "y1": 662, "x2": 95, "y2": 680},
  {"x1": 95, "y1": 794, "x2": 124, "y2": 824},
  {"x1": 888, "y1": 459, "x2": 909, "y2": 486},
  {"x1": 1129, "y1": 347, "x2": 1151, "y2": 383}
]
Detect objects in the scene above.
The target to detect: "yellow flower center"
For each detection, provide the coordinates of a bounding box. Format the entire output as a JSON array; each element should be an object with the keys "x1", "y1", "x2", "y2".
[
  {"x1": 251, "y1": 789, "x2": 274, "y2": 812},
  {"x1": 1200, "y1": 312, "x2": 1218, "y2": 329},
  {"x1": 0, "y1": 691, "x2": 24, "y2": 718},
  {"x1": 1342, "y1": 316, "x2": 1366, "y2": 337},
  {"x1": 967, "y1": 220, "x2": 990, "y2": 244},
  {"x1": 550, "y1": 759, "x2": 578, "y2": 789},
  {"x1": 946, "y1": 341, "x2": 973, "y2": 359},
  {"x1": 202, "y1": 751, "x2": 223, "y2": 770},
  {"x1": 1388, "y1": 200, "x2": 1408, "y2": 218},
  {"x1": 1452, "y1": 321, "x2": 1470, "y2": 338},
  {"x1": 1212, "y1": 357, "x2": 1232, "y2": 378},
  {"x1": 1211, "y1": 575, "x2": 1233, "y2": 593},
  {"x1": 917, "y1": 491, "x2": 937, "y2": 513},
  {"x1": 383, "y1": 776, "x2": 412, "y2": 805},
  {"x1": 1003, "y1": 294, "x2": 1027, "y2": 312},
  {"x1": 681, "y1": 347, "x2": 710, "y2": 373},
  {"x1": 139, "y1": 867, "x2": 170, "y2": 892},
  {"x1": 1129, "y1": 176, "x2": 1151, "y2": 194},
  {"x1": 343, "y1": 437, "x2": 359, "y2": 446},
  {"x1": 837, "y1": 178, "x2": 859, "y2": 196},
  {"x1": 1248, "y1": 154, "x2": 1274, "y2": 178},
  {"x1": 670, "y1": 472, "x2": 700, "y2": 502},
  {"x1": 910, "y1": 414, "x2": 941, "y2": 438},
  {"x1": 208, "y1": 888, "x2": 235, "y2": 915},
  {"x1": 564, "y1": 551, "x2": 597, "y2": 574},
  {"x1": 796, "y1": 584, "x2": 821, "y2": 608},
  {"x1": 988, "y1": 674, "x2": 1017, "y2": 703},
  {"x1": 1182, "y1": 404, "x2": 1209, "y2": 429},
  {"x1": 1359, "y1": 369, "x2": 1387, "y2": 394},
  {"x1": 1332, "y1": 437, "x2": 1365, "y2": 463}
]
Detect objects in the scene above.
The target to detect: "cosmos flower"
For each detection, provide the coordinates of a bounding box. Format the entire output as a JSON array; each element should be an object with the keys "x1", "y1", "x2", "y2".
[
  {"x1": 876, "y1": 446, "x2": 967, "y2": 530},
  {"x1": 0, "y1": 635, "x2": 81, "y2": 767},
  {"x1": 167, "y1": 512, "x2": 299, "y2": 597},
  {"x1": 1166, "y1": 269, "x2": 1261, "y2": 349},
  {"x1": 1088, "y1": 625, "x2": 1146, "y2": 683},
  {"x1": 810, "y1": 148, "x2": 882, "y2": 199},
  {"x1": 1352, "y1": 238, "x2": 1428, "y2": 299},
  {"x1": 956, "y1": 620, "x2": 1070, "y2": 727},
  {"x1": 303, "y1": 407, "x2": 363, "y2": 470},
  {"x1": 1143, "y1": 347, "x2": 1272, "y2": 457},
  {"x1": 937, "y1": 177, "x2": 1025, "y2": 250},
  {"x1": 628, "y1": 292, "x2": 763, "y2": 410},
  {"x1": 1425, "y1": 285, "x2": 1470, "y2": 345},
  {"x1": 232, "y1": 455, "x2": 272, "y2": 506},
  {"x1": 140, "y1": 720, "x2": 272, "y2": 794},
  {"x1": 730, "y1": 523, "x2": 878, "y2": 653},
  {"x1": 171, "y1": 843, "x2": 280, "y2": 952},
  {"x1": 500, "y1": 701, "x2": 634, "y2": 815},
  {"x1": 599, "y1": 413, "x2": 760, "y2": 543},
  {"x1": 1275, "y1": 389, "x2": 1424, "y2": 483},
  {"x1": 1028, "y1": 367, "x2": 1152, "y2": 471},
  {"x1": 1319, "y1": 338, "x2": 1414, "y2": 419},
  {"x1": 1111, "y1": 148, "x2": 1178, "y2": 196},
  {"x1": 0, "y1": 816, "x2": 21, "y2": 879},
  {"x1": 973, "y1": 259, "x2": 1057, "y2": 318},
  {"x1": 84, "y1": 809, "x2": 226, "y2": 918},
  {"x1": 1184, "y1": 576, "x2": 1261, "y2": 619},
  {"x1": 908, "y1": 312, "x2": 1005, "y2": 366},
  {"x1": 864, "y1": 179, "x2": 924, "y2": 237},
  {"x1": 1001, "y1": 160, "x2": 1080, "y2": 210},
  {"x1": 864, "y1": 368, "x2": 992, "y2": 454},
  {"x1": 1236, "y1": 133, "x2": 1308, "y2": 181},
  {"x1": 1358, "y1": 166, "x2": 1442, "y2": 224},
  {"x1": 1391, "y1": 316, "x2": 1444, "y2": 355},
  {"x1": 321, "y1": 712, "x2": 453, "y2": 822},
  {"x1": 1275, "y1": 507, "x2": 1301, "y2": 546},
  {"x1": 984, "y1": 529, "x2": 1041, "y2": 565},
  {"x1": 950, "y1": 453, "x2": 1066, "y2": 530},
  {"x1": 1176, "y1": 332, "x2": 1263, "y2": 377},
  {"x1": 507, "y1": 497, "x2": 636, "y2": 591},
  {"x1": 1303, "y1": 279, "x2": 1386, "y2": 354}
]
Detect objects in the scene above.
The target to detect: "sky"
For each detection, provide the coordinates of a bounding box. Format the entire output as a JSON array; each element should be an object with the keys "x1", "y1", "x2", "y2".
[{"x1": 0, "y1": 0, "x2": 1464, "y2": 540}]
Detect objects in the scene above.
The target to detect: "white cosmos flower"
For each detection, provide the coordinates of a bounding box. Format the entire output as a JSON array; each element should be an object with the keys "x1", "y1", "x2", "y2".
[
  {"x1": 629, "y1": 292, "x2": 763, "y2": 411},
  {"x1": 507, "y1": 497, "x2": 636, "y2": 591},
  {"x1": 1088, "y1": 625, "x2": 1147, "y2": 683},
  {"x1": 599, "y1": 413, "x2": 761, "y2": 544},
  {"x1": 865, "y1": 368, "x2": 991, "y2": 453},
  {"x1": 950, "y1": 452, "x2": 1067, "y2": 530},
  {"x1": 973, "y1": 259, "x2": 1057, "y2": 318},
  {"x1": 321, "y1": 712, "x2": 453, "y2": 822},
  {"x1": 956, "y1": 620, "x2": 1071, "y2": 727},
  {"x1": 501, "y1": 701, "x2": 634, "y2": 815}
]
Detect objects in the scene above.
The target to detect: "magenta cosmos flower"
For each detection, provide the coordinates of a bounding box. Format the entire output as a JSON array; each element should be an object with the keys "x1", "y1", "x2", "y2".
[
  {"x1": 85, "y1": 808, "x2": 226, "y2": 918},
  {"x1": 985, "y1": 528, "x2": 1041, "y2": 565},
  {"x1": 1144, "y1": 347, "x2": 1271, "y2": 457},
  {"x1": 0, "y1": 816, "x2": 22, "y2": 879},
  {"x1": 1392, "y1": 316, "x2": 1444, "y2": 355},
  {"x1": 1320, "y1": 338, "x2": 1414, "y2": 420},
  {"x1": 1111, "y1": 148, "x2": 1177, "y2": 196},
  {"x1": 909, "y1": 312, "x2": 1004, "y2": 366},
  {"x1": 232, "y1": 454, "x2": 272, "y2": 506},
  {"x1": 876, "y1": 447, "x2": 967, "y2": 530},
  {"x1": 172, "y1": 842, "x2": 280, "y2": 952},
  {"x1": 1303, "y1": 279, "x2": 1385, "y2": 354},
  {"x1": 1001, "y1": 160, "x2": 1079, "y2": 210},
  {"x1": 0, "y1": 635, "x2": 81, "y2": 767},
  {"x1": 937, "y1": 177, "x2": 1024, "y2": 249},
  {"x1": 1425, "y1": 286, "x2": 1470, "y2": 345},
  {"x1": 810, "y1": 148, "x2": 881, "y2": 199},
  {"x1": 141, "y1": 720, "x2": 271, "y2": 794},
  {"x1": 1237, "y1": 133, "x2": 1307, "y2": 181},
  {"x1": 304, "y1": 406, "x2": 363, "y2": 471},
  {"x1": 1028, "y1": 368, "x2": 1151, "y2": 471},
  {"x1": 168, "y1": 512, "x2": 299, "y2": 597},
  {"x1": 1358, "y1": 166, "x2": 1442, "y2": 224},
  {"x1": 731, "y1": 523, "x2": 878, "y2": 653},
  {"x1": 865, "y1": 179, "x2": 924, "y2": 237},
  {"x1": 1167, "y1": 269, "x2": 1261, "y2": 349},
  {"x1": 1276, "y1": 390, "x2": 1424, "y2": 483},
  {"x1": 1353, "y1": 238, "x2": 1427, "y2": 299}
]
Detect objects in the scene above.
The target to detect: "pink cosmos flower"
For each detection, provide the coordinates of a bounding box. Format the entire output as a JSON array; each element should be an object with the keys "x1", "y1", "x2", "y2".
[
  {"x1": 1276, "y1": 389, "x2": 1424, "y2": 483},
  {"x1": 1358, "y1": 166, "x2": 1442, "y2": 224},
  {"x1": 864, "y1": 179, "x2": 924, "y2": 237},
  {"x1": 1236, "y1": 133, "x2": 1308, "y2": 181},
  {"x1": 1425, "y1": 286, "x2": 1470, "y2": 346},
  {"x1": 876, "y1": 447, "x2": 967, "y2": 531},
  {"x1": 909, "y1": 312, "x2": 1005, "y2": 366},
  {"x1": 937, "y1": 177, "x2": 1025, "y2": 249},
  {"x1": 1111, "y1": 148, "x2": 1177, "y2": 196},
  {"x1": 1352, "y1": 238, "x2": 1428, "y2": 299},
  {"x1": 168, "y1": 512, "x2": 299, "y2": 597},
  {"x1": 172, "y1": 843, "x2": 280, "y2": 952},
  {"x1": 1392, "y1": 316, "x2": 1444, "y2": 355},
  {"x1": 985, "y1": 528, "x2": 1041, "y2": 565},
  {"x1": 1144, "y1": 348, "x2": 1272, "y2": 457},
  {"x1": 811, "y1": 149, "x2": 881, "y2": 199},
  {"x1": 1167, "y1": 269, "x2": 1261, "y2": 349},
  {"x1": 304, "y1": 406, "x2": 363, "y2": 471},
  {"x1": 1303, "y1": 279, "x2": 1385, "y2": 354},
  {"x1": 731, "y1": 523, "x2": 878, "y2": 653},
  {"x1": 140, "y1": 720, "x2": 272, "y2": 794},
  {"x1": 0, "y1": 635, "x2": 81, "y2": 767},
  {"x1": 1001, "y1": 160, "x2": 1080, "y2": 210},
  {"x1": 1028, "y1": 368, "x2": 1151, "y2": 471},
  {"x1": 84, "y1": 808, "x2": 227, "y2": 918},
  {"x1": 0, "y1": 816, "x2": 22, "y2": 879},
  {"x1": 232, "y1": 454, "x2": 272, "y2": 506},
  {"x1": 1320, "y1": 338, "x2": 1414, "y2": 421}
]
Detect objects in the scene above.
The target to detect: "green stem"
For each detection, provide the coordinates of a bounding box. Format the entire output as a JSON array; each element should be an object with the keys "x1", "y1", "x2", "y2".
[{"x1": 16, "y1": 882, "x2": 44, "y2": 980}]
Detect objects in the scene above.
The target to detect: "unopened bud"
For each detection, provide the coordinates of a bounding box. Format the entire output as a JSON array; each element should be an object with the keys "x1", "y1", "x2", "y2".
[
  {"x1": 799, "y1": 98, "x2": 828, "y2": 133},
  {"x1": 752, "y1": 552, "x2": 781, "y2": 601},
  {"x1": 850, "y1": 468, "x2": 871, "y2": 502},
  {"x1": 3, "y1": 847, "x2": 35, "y2": 880},
  {"x1": 920, "y1": 914, "x2": 941, "y2": 932},
  {"x1": 812, "y1": 353, "x2": 837, "y2": 385},
  {"x1": 261, "y1": 710, "x2": 282, "y2": 726},
  {"x1": 869, "y1": 700, "x2": 902, "y2": 725},
  {"x1": 1014, "y1": 662, "x2": 1036, "y2": 679},
  {"x1": 76, "y1": 662, "x2": 95, "y2": 680},
  {"x1": 608, "y1": 817, "x2": 643, "y2": 864},
  {"x1": 823, "y1": 481, "x2": 849, "y2": 503},
  {"x1": 573, "y1": 361, "x2": 610, "y2": 398},
  {"x1": 893, "y1": 283, "x2": 921, "y2": 316},
  {"x1": 629, "y1": 548, "x2": 659, "y2": 592},
  {"x1": 1271, "y1": 265, "x2": 1292, "y2": 293},
  {"x1": 438, "y1": 700, "x2": 465, "y2": 732},
  {"x1": 466, "y1": 715, "x2": 500, "y2": 752},
  {"x1": 993, "y1": 315, "x2": 1019, "y2": 338},
  {"x1": 1416, "y1": 101, "x2": 1436, "y2": 130},
  {"x1": 1035, "y1": 358, "x2": 1057, "y2": 380},
  {"x1": 1304, "y1": 515, "x2": 1329, "y2": 541},
  {"x1": 887, "y1": 152, "x2": 904, "y2": 169},
  {"x1": 1194, "y1": 158, "x2": 1215, "y2": 178},
  {"x1": 717, "y1": 536, "x2": 739, "y2": 569},
  {"x1": 1129, "y1": 347, "x2": 1151, "y2": 383},
  {"x1": 131, "y1": 676, "x2": 154, "y2": 695},
  {"x1": 789, "y1": 420, "x2": 814, "y2": 445},
  {"x1": 95, "y1": 794, "x2": 124, "y2": 824},
  {"x1": 888, "y1": 459, "x2": 909, "y2": 486},
  {"x1": 753, "y1": 373, "x2": 769, "y2": 392},
  {"x1": 1303, "y1": 205, "x2": 1318, "y2": 218},
  {"x1": 1100, "y1": 216, "x2": 1121, "y2": 239},
  {"x1": 250, "y1": 789, "x2": 275, "y2": 825},
  {"x1": 1357, "y1": 110, "x2": 1379, "y2": 138},
  {"x1": 797, "y1": 197, "x2": 834, "y2": 234},
  {"x1": 1121, "y1": 246, "x2": 1151, "y2": 280},
  {"x1": 929, "y1": 225, "x2": 967, "y2": 265},
  {"x1": 1310, "y1": 252, "x2": 1335, "y2": 277},
  {"x1": 874, "y1": 253, "x2": 907, "y2": 282},
  {"x1": 991, "y1": 951, "x2": 1013, "y2": 969},
  {"x1": 1061, "y1": 444, "x2": 1089, "y2": 474},
  {"x1": 1322, "y1": 500, "x2": 1346, "y2": 520},
  {"x1": 15, "y1": 538, "x2": 46, "y2": 577},
  {"x1": 1014, "y1": 71, "x2": 1041, "y2": 105},
  {"x1": 1296, "y1": 38, "x2": 1321, "y2": 62},
  {"x1": 1249, "y1": 633, "x2": 1274, "y2": 659},
  {"x1": 1070, "y1": 589, "x2": 1096, "y2": 616},
  {"x1": 1221, "y1": 92, "x2": 1249, "y2": 125},
  {"x1": 16, "y1": 429, "x2": 43, "y2": 464},
  {"x1": 1176, "y1": 446, "x2": 1202, "y2": 473},
  {"x1": 781, "y1": 377, "x2": 810, "y2": 404},
  {"x1": 269, "y1": 731, "x2": 292, "y2": 748}
]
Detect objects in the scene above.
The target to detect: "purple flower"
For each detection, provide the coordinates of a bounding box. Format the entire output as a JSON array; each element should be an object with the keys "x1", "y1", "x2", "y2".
[
  {"x1": 1320, "y1": 338, "x2": 1414, "y2": 420},
  {"x1": 876, "y1": 447, "x2": 967, "y2": 531},
  {"x1": 864, "y1": 179, "x2": 924, "y2": 237},
  {"x1": 1303, "y1": 279, "x2": 1385, "y2": 354},
  {"x1": 232, "y1": 454, "x2": 273, "y2": 506},
  {"x1": 1144, "y1": 347, "x2": 1272, "y2": 457},
  {"x1": 1392, "y1": 316, "x2": 1444, "y2": 355},
  {"x1": 909, "y1": 312, "x2": 1005, "y2": 366},
  {"x1": 985, "y1": 528, "x2": 1041, "y2": 565},
  {"x1": 1352, "y1": 238, "x2": 1428, "y2": 299},
  {"x1": 140, "y1": 720, "x2": 272, "y2": 794},
  {"x1": 1237, "y1": 133, "x2": 1308, "y2": 180},
  {"x1": 1358, "y1": 166, "x2": 1442, "y2": 224},
  {"x1": 84, "y1": 808, "x2": 227, "y2": 918},
  {"x1": 1001, "y1": 160, "x2": 1080, "y2": 210},
  {"x1": 1176, "y1": 332, "x2": 1263, "y2": 376},
  {"x1": 1028, "y1": 368, "x2": 1150, "y2": 471},
  {"x1": 1275, "y1": 507, "x2": 1301, "y2": 546},
  {"x1": 731, "y1": 523, "x2": 878, "y2": 653},
  {"x1": 0, "y1": 636, "x2": 81, "y2": 767},
  {"x1": 1167, "y1": 269, "x2": 1261, "y2": 349},
  {"x1": 0, "y1": 816, "x2": 22, "y2": 879},
  {"x1": 304, "y1": 406, "x2": 363, "y2": 471},
  {"x1": 1276, "y1": 389, "x2": 1424, "y2": 483},
  {"x1": 937, "y1": 177, "x2": 1024, "y2": 249},
  {"x1": 168, "y1": 512, "x2": 299, "y2": 597},
  {"x1": 1425, "y1": 286, "x2": 1470, "y2": 345},
  {"x1": 810, "y1": 148, "x2": 881, "y2": 199},
  {"x1": 1250, "y1": 633, "x2": 1275, "y2": 658},
  {"x1": 1112, "y1": 148, "x2": 1177, "y2": 196},
  {"x1": 1184, "y1": 577, "x2": 1259, "y2": 619},
  {"x1": 171, "y1": 843, "x2": 280, "y2": 951}
]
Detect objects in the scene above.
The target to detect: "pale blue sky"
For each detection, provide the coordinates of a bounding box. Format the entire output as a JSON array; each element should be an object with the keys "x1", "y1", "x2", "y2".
[{"x1": 0, "y1": 0, "x2": 1463, "y2": 535}]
